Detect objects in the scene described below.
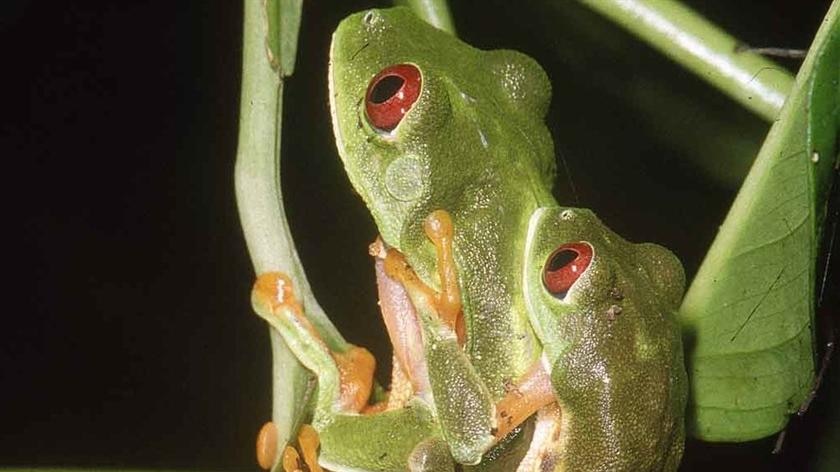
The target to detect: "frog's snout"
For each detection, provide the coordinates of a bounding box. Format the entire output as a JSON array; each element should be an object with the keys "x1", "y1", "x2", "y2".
[{"x1": 361, "y1": 10, "x2": 379, "y2": 27}]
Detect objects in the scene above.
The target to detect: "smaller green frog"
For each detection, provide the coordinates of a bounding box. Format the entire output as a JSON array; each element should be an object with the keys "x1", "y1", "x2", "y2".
[{"x1": 520, "y1": 207, "x2": 687, "y2": 471}]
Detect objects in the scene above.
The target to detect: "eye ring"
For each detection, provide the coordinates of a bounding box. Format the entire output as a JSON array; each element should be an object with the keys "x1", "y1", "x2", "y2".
[
  {"x1": 542, "y1": 242, "x2": 593, "y2": 298},
  {"x1": 364, "y1": 64, "x2": 422, "y2": 132}
]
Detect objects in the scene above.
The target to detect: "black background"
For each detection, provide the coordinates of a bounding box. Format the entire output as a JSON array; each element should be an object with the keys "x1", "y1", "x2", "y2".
[{"x1": 1, "y1": 0, "x2": 836, "y2": 470}]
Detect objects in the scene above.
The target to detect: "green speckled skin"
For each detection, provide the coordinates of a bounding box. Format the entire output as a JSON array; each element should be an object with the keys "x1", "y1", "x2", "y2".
[
  {"x1": 524, "y1": 208, "x2": 686, "y2": 471},
  {"x1": 330, "y1": 7, "x2": 552, "y2": 400},
  {"x1": 329, "y1": 7, "x2": 687, "y2": 471}
]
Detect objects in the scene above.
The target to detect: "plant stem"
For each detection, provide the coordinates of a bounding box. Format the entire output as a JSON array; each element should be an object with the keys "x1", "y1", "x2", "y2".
[
  {"x1": 235, "y1": 0, "x2": 347, "y2": 464},
  {"x1": 236, "y1": 0, "x2": 342, "y2": 347},
  {"x1": 576, "y1": 0, "x2": 794, "y2": 121},
  {"x1": 395, "y1": 0, "x2": 457, "y2": 34}
]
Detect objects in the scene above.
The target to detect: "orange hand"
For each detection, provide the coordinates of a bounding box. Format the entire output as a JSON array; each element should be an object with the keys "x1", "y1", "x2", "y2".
[
  {"x1": 298, "y1": 425, "x2": 324, "y2": 472},
  {"x1": 282, "y1": 446, "x2": 301, "y2": 472},
  {"x1": 381, "y1": 210, "x2": 466, "y2": 346},
  {"x1": 276, "y1": 424, "x2": 324, "y2": 472},
  {"x1": 383, "y1": 248, "x2": 438, "y2": 308},
  {"x1": 494, "y1": 361, "x2": 556, "y2": 441},
  {"x1": 253, "y1": 272, "x2": 375, "y2": 414},
  {"x1": 256, "y1": 421, "x2": 278, "y2": 470},
  {"x1": 253, "y1": 273, "x2": 323, "y2": 349},
  {"x1": 423, "y1": 210, "x2": 463, "y2": 337}
]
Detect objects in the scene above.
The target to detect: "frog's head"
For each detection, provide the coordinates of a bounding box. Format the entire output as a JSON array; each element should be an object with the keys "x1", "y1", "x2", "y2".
[
  {"x1": 329, "y1": 7, "x2": 554, "y2": 249},
  {"x1": 522, "y1": 207, "x2": 685, "y2": 365}
]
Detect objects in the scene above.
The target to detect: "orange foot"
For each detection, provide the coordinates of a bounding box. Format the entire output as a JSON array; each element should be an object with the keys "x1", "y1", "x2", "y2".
[
  {"x1": 256, "y1": 421, "x2": 277, "y2": 470},
  {"x1": 252, "y1": 272, "x2": 376, "y2": 413},
  {"x1": 285, "y1": 424, "x2": 324, "y2": 472},
  {"x1": 255, "y1": 421, "x2": 324, "y2": 472}
]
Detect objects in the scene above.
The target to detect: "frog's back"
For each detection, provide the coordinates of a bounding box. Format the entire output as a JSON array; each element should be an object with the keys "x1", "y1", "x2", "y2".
[{"x1": 554, "y1": 301, "x2": 687, "y2": 471}]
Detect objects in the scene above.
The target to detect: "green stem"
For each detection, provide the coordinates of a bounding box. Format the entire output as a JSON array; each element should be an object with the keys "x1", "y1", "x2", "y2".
[
  {"x1": 235, "y1": 0, "x2": 346, "y2": 464},
  {"x1": 395, "y1": 0, "x2": 457, "y2": 34},
  {"x1": 235, "y1": 0, "x2": 342, "y2": 347},
  {"x1": 576, "y1": 0, "x2": 794, "y2": 121}
]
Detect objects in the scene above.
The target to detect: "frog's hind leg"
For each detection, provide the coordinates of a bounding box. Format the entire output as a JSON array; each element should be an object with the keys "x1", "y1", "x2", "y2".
[{"x1": 251, "y1": 272, "x2": 375, "y2": 415}]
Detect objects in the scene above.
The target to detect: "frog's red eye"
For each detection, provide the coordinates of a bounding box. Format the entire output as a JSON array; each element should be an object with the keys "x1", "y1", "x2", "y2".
[
  {"x1": 365, "y1": 64, "x2": 421, "y2": 132},
  {"x1": 543, "y1": 242, "x2": 593, "y2": 298}
]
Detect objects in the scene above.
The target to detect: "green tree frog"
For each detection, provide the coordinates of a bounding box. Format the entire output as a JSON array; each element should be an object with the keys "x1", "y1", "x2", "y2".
[{"x1": 252, "y1": 6, "x2": 687, "y2": 472}]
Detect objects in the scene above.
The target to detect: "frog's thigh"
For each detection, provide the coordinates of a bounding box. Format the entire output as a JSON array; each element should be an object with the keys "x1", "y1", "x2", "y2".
[{"x1": 318, "y1": 404, "x2": 445, "y2": 472}]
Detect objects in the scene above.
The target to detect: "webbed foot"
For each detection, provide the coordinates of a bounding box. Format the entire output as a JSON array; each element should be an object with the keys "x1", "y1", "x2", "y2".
[{"x1": 252, "y1": 272, "x2": 375, "y2": 413}]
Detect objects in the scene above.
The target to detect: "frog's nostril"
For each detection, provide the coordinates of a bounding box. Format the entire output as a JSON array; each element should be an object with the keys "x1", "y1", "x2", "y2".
[
  {"x1": 363, "y1": 10, "x2": 375, "y2": 26},
  {"x1": 365, "y1": 64, "x2": 421, "y2": 132}
]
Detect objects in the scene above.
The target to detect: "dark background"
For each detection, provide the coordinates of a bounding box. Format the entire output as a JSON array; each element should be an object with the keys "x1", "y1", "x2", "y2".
[{"x1": 1, "y1": 0, "x2": 836, "y2": 470}]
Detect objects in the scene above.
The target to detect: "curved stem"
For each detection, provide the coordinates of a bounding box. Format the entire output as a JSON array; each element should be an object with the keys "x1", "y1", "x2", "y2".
[
  {"x1": 576, "y1": 0, "x2": 794, "y2": 121},
  {"x1": 235, "y1": 0, "x2": 347, "y2": 465},
  {"x1": 236, "y1": 0, "x2": 343, "y2": 347}
]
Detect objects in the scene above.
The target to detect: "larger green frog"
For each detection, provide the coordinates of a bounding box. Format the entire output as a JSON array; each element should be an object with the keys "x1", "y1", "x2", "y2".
[{"x1": 253, "y1": 6, "x2": 687, "y2": 471}]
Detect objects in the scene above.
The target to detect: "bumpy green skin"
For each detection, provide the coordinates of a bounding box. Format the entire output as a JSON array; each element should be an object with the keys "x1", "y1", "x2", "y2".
[
  {"x1": 524, "y1": 208, "x2": 687, "y2": 471},
  {"x1": 329, "y1": 7, "x2": 687, "y2": 471}
]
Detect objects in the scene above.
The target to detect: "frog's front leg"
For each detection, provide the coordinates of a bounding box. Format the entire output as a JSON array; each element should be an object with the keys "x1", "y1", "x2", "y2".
[
  {"x1": 422, "y1": 210, "x2": 466, "y2": 344},
  {"x1": 251, "y1": 273, "x2": 376, "y2": 419},
  {"x1": 493, "y1": 360, "x2": 556, "y2": 441}
]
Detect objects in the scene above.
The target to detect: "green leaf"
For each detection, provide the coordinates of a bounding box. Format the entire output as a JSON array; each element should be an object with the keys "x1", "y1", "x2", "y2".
[
  {"x1": 265, "y1": 0, "x2": 302, "y2": 76},
  {"x1": 679, "y1": 1, "x2": 839, "y2": 442}
]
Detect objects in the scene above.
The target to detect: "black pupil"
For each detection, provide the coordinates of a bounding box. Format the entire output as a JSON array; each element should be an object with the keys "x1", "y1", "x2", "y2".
[
  {"x1": 547, "y1": 249, "x2": 578, "y2": 272},
  {"x1": 370, "y1": 75, "x2": 404, "y2": 104}
]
